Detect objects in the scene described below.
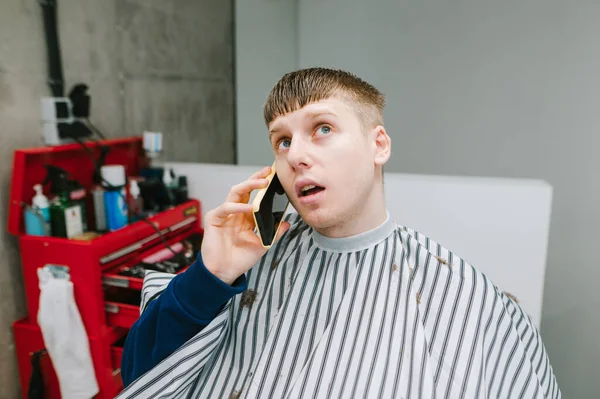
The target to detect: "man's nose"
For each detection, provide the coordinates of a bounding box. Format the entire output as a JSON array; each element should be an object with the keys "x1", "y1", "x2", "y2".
[{"x1": 286, "y1": 137, "x2": 311, "y2": 170}]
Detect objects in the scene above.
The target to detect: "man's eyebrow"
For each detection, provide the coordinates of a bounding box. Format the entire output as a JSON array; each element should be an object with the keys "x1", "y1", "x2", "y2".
[{"x1": 268, "y1": 110, "x2": 338, "y2": 135}]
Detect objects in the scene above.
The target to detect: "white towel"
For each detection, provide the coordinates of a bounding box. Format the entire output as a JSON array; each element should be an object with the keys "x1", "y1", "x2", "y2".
[{"x1": 37, "y1": 267, "x2": 99, "y2": 399}]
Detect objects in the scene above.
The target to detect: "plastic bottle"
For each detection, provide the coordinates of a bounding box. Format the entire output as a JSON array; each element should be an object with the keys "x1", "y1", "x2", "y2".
[
  {"x1": 24, "y1": 184, "x2": 51, "y2": 236},
  {"x1": 163, "y1": 168, "x2": 176, "y2": 205},
  {"x1": 91, "y1": 185, "x2": 106, "y2": 232},
  {"x1": 143, "y1": 131, "x2": 163, "y2": 163},
  {"x1": 101, "y1": 165, "x2": 128, "y2": 231},
  {"x1": 128, "y1": 179, "x2": 144, "y2": 222},
  {"x1": 91, "y1": 147, "x2": 109, "y2": 232},
  {"x1": 44, "y1": 166, "x2": 84, "y2": 238},
  {"x1": 140, "y1": 132, "x2": 164, "y2": 179},
  {"x1": 68, "y1": 180, "x2": 88, "y2": 232},
  {"x1": 173, "y1": 175, "x2": 189, "y2": 205},
  {"x1": 163, "y1": 168, "x2": 173, "y2": 186}
]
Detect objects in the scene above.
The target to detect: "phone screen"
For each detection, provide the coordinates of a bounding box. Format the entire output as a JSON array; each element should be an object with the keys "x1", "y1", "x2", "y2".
[{"x1": 254, "y1": 173, "x2": 289, "y2": 246}]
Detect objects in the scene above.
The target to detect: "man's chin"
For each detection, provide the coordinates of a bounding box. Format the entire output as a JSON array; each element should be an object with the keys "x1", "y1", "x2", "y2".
[{"x1": 296, "y1": 208, "x2": 332, "y2": 229}]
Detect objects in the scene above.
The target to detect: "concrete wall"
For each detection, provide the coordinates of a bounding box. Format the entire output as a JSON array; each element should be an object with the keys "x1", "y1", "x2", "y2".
[
  {"x1": 235, "y1": 0, "x2": 297, "y2": 166},
  {"x1": 0, "y1": 0, "x2": 235, "y2": 396},
  {"x1": 296, "y1": 1, "x2": 599, "y2": 397}
]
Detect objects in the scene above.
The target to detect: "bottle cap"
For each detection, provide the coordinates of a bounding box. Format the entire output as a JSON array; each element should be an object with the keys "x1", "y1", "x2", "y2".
[
  {"x1": 32, "y1": 184, "x2": 49, "y2": 209},
  {"x1": 129, "y1": 180, "x2": 140, "y2": 198},
  {"x1": 101, "y1": 165, "x2": 126, "y2": 188}
]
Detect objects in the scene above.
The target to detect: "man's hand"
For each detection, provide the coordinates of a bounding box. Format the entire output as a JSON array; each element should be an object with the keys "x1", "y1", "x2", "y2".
[{"x1": 200, "y1": 166, "x2": 291, "y2": 285}]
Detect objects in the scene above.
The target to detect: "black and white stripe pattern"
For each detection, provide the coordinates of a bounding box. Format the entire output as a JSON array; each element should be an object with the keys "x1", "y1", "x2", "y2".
[{"x1": 117, "y1": 214, "x2": 561, "y2": 399}]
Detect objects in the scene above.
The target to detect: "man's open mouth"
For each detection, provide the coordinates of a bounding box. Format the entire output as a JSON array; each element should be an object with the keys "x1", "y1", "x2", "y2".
[{"x1": 300, "y1": 185, "x2": 325, "y2": 197}]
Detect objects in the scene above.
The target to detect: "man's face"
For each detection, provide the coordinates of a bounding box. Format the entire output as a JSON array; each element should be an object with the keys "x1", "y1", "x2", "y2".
[{"x1": 268, "y1": 96, "x2": 386, "y2": 235}]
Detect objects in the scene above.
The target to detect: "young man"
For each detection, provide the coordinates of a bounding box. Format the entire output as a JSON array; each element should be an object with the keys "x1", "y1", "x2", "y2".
[{"x1": 119, "y1": 68, "x2": 560, "y2": 398}]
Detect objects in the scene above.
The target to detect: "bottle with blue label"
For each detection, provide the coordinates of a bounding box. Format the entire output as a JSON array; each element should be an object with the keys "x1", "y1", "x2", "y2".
[
  {"x1": 24, "y1": 184, "x2": 51, "y2": 236},
  {"x1": 101, "y1": 165, "x2": 128, "y2": 231}
]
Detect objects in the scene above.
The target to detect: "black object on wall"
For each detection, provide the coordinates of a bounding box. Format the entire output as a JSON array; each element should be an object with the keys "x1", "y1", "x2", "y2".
[
  {"x1": 39, "y1": 1, "x2": 96, "y2": 142},
  {"x1": 39, "y1": 0, "x2": 64, "y2": 98}
]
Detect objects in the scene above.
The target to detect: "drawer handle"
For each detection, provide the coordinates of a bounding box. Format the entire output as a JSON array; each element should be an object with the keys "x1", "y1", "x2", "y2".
[
  {"x1": 99, "y1": 216, "x2": 197, "y2": 264},
  {"x1": 105, "y1": 304, "x2": 120, "y2": 314},
  {"x1": 103, "y1": 276, "x2": 130, "y2": 288}
]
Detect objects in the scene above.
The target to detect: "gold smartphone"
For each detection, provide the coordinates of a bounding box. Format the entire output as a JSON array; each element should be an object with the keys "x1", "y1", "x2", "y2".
[{"x1": 252, "y1": 162, "x2": 290, "y2": 248}]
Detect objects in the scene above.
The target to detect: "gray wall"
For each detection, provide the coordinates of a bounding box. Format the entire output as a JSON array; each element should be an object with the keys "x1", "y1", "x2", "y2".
[
  {"x1": 0, "y1": 0, "x2": 235, "y2": 396},
  {"x1": 235, "y1": 0, "x2": 297, "y2": 165},
  {"x1": 236, "y1": 0, "x2": 599, "y2": 397}
]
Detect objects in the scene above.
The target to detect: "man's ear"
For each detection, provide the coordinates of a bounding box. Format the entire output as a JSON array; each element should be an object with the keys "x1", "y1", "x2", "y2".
[{"x1": 372, "y1": 125, "x2": 391, "y2": 166}]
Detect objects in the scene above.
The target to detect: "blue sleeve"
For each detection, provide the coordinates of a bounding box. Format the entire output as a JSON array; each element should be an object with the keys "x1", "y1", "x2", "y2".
[{"x1": 120, "y1": 253, "x2": 247, "y2": 387}]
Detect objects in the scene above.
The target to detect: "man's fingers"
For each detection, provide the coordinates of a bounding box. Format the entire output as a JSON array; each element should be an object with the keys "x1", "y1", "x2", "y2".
[
  {"x1": 223, "y1": 165, "x2": 272, "y2": 203},
  {"x1": 211, "y1": 202, "x2": 253, "y2": 219},
  {"x1": 249, "y1": 165, "x2": 272, "y2": 180},
  {"x1": 226, "y1": 178, "x2": 269, "y2": 203}
]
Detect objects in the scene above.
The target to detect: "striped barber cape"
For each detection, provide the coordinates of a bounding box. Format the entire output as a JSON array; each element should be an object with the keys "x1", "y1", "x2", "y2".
[{"x1": 117, "y1": 213, "x2": 560, "y2": 399}]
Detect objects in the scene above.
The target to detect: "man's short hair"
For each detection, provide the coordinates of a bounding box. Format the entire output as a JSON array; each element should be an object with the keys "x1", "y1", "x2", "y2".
[{"x1": 263, "y1": 67, "x2": 386, "y2": 131}]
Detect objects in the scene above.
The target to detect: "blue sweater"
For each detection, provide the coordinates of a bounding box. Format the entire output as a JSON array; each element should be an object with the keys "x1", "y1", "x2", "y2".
[{"x1": 120, "y1": 254, "x2": 248, "y2": 387}]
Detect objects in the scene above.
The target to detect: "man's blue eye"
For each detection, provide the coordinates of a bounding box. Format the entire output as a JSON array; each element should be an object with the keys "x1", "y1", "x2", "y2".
[
  {"x1": 317, "y1": 126, "x2": 331, "y2": 135},
  {"x1": 278, "y1": 139, "x2": 291, "y2": 150}
]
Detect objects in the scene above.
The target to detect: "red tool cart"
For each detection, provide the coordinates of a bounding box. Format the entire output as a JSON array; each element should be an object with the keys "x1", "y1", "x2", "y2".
[{"x1": 8, "y1": 137, "x2": 203, "y2": 398}]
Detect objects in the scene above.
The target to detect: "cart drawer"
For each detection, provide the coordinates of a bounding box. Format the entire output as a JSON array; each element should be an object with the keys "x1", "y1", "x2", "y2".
[
  {"x1": 105, "y1": 295, "x2": 141, "y2": 329},
  {"x1": 102, "y1": 229, "x2": 202, "y2": 328}
]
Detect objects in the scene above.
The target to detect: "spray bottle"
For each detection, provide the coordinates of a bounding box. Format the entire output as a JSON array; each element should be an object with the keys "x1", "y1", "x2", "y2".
[
  {"x1": 43, "y1": 165, "x2": 85, "y2": 238},
  {"x1": 24, "y1": 184, "x2": 51, "y2": 236},
  {"x1": 128, "y1": 179, "x2": 144, "y2": 222}
]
